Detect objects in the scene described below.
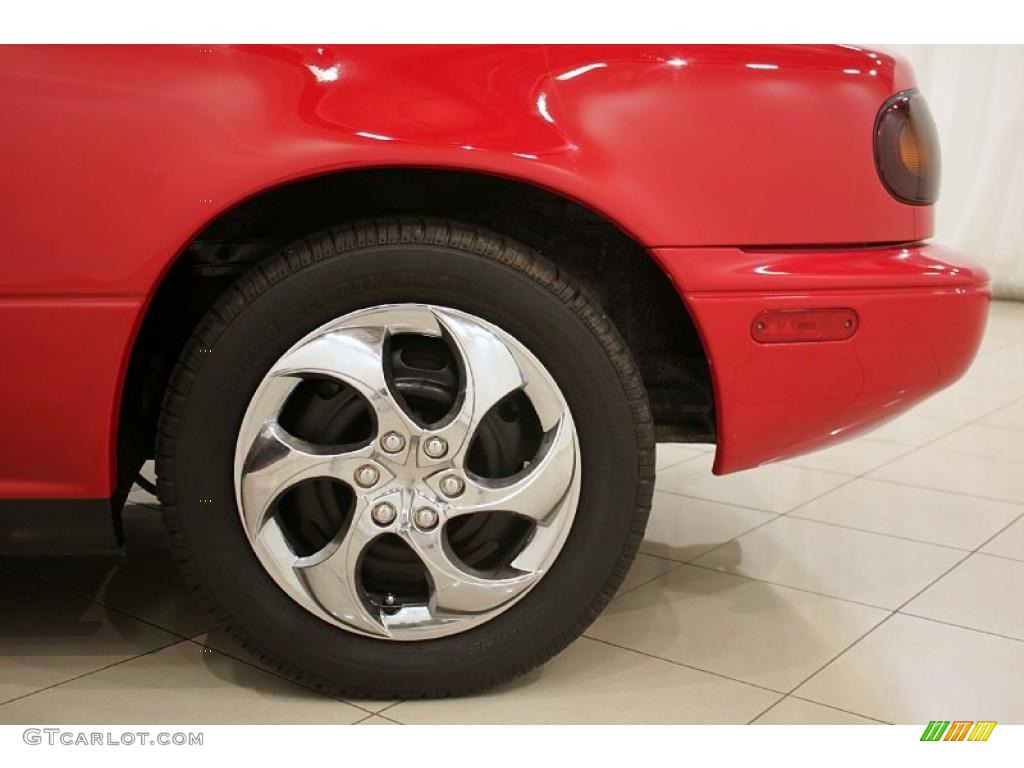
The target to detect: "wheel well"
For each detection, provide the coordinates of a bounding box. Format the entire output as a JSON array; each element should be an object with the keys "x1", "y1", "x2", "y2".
[{"x1": 117, "y1": 168, "x2": 714, "y2": 497}]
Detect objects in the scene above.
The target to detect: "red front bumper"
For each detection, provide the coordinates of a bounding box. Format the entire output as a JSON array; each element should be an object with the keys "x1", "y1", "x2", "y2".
[{"x1": 653, "y1": 243, "x2": 990, "y2": 474}]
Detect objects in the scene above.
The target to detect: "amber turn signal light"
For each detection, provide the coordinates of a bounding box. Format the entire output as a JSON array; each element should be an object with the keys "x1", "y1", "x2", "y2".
[
  {"x1": 874, "y1": 89, "x2": 941, "y2": 205},
  {"x1": 751, "y1": 308, "x2": 859, "y2": 344}
]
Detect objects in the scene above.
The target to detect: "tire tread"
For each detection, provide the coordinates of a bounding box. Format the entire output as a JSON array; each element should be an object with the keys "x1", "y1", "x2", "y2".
[{"x1": 156, "y1": 218, "x2": 654, "y2": 699}]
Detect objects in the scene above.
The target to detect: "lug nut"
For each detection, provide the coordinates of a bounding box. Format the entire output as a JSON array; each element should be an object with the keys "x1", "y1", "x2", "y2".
[
  {"x1": 380, "y1": 431, "x2": 405, "y2": 453},
  {"x1": 414, "y1": 506, "x2": 440, "y2": 531},
  {"x1": 440, "y1": 474, "x2": 465, "y2": 498},
  {"x1": 355, "y1": 465, "x2": 380, "y2": 488},
  {"x1": 371, "y1": 502, "x2": 397, "y2": 526},
  {"x1": 423, "y1": 436, "x2": 448, "y2": 459}
]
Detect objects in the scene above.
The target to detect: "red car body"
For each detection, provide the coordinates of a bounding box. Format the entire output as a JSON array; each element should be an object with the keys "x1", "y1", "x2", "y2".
[{"x1": 0, "y1": 45, "x2": 988, "y2": 512}]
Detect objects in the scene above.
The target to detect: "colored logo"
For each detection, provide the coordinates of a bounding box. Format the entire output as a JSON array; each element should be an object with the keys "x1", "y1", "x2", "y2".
[{"x1": 920, "y1": 721, "x2": 996, "y2": 741}]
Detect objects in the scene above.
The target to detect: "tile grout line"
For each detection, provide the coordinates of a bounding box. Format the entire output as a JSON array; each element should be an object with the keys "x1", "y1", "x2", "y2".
[
  {"x1": 604, "y1": 472, "x2": 1021, "y2": 559},
  {"x1": 896, "y1": 611, "x2": 1024, "y2": 646},
  {"x1": 781, "y1": 611, "x2": 899, "y2": 701},
  {"x1": 652, "y1": 473, "x2": 864, "y2": 585},
  {"x1": 675, "y1": 560, "x2": 898, "y2": 612},
  {"x1": 4, "y1": 341, "x2": 1020, "y2": 723},
  {"x1": 779, "y1": 523, "x2": 985, "y2": 704},
  {"x1": 863, "y1": 384, "x2": 1024, "y2": 492},
  {"x1": 665, "y1": 514, "x2": 784, "y2": 568},
  {"x1": 654, "y1": 448, "x2": 712, "y2": 475},
  {"x1": 635, "y1": 549, "x2": 699, "y2": 565},
  {"x1": 889, "y1": 509, "x2": 1024, "y2": 624},
  {"x1": 180, "y1": 634, "x2": 384, "y2": 718},
  {"x1": 745, "y1": 694, "x2": 790, "y2": 725},
  {"x1": 638, "y1": 533, "x2": 966, "y2": 615},
  {"x1": 580, "y1": 634, "x2": 789, "y2": 698},
  {"x1": 780, "y1": 513, "x2": 986, "y2": 552},
  {"x1": 786, "y1": 390, "x2": 1024, "y2": 508},
  {"x1": 606, "y1": 493, "x2": 1006, "y2": 603},
  {"x1": 786, "y1": 501, "x2": 1024, "y2": 712},
  {"x1": 653, "y1": 402, "x2": 1024, "y2": 720},
  {"x1": 0, "y1": 636, "x2": 188, "y2": 710},
  {"x1": 768, "y1": 393, "x2": 1024, "y2": 547},
  {"x1": 923, "y1": 444, "x2": 1024, "y2": 467},
  {"x1": 859, "y1": 418, "x2": 963, "y2": 449},
  {"x1": 654, "y1": 472, "x2": 862, "y2": 566},
  {"x1": 610, "y1": 559, "x2": 687, "y2": 602},
  {"x1": 633, "y1": 436, "x2": 1023, "y2": 551},
  {"x1": 752, "y1": 690, "x2": 926, "y2": 727},
  {"x1": 640, "y1": 480, "x2": 918, "y2": 612},
  {"x1": 626, "y1": 452, "x2": 872, "y2": 605},
  {"x1": 370, "y1": 700, "x2": 407, "y2": 720},
  {"x1": 970, "y1": 548, "x2": 1024, "y2": 565},
  {"x1": 636, "y1": 521, "x2": 1023, "y2": 621},
  {"x1": 654, "y1": 487, "x2": 789, "y2": 515},
  {"x1": 5, "y1": 556, "x2": 381, "y2": 716},
  {"x1": 954, "y1": 391, "x2": 1024, "y2": 426},
  {"x1": 4, "y1": 561, "x2": 219, "y2": 644},
  {"x1": 627, "y1": 332, "x2": 1024, "y2": 721},
  {"x1": 351, "y1": 711, "x2": 403, "y2": 725},
  {"x1": 849, "y1": 474, "x2": 1024, "y2": 507},
  {"x1": 785, "y1": 695, "x2": 892, "y2": 724},
  {"x1": 657, "y1": 473, "x2": 855, "y2": 515}
]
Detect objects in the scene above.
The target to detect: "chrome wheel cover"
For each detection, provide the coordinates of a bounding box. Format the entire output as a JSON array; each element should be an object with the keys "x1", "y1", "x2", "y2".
[{"x1": 234, "y1": 304, "x2": 581, "y2": 640}]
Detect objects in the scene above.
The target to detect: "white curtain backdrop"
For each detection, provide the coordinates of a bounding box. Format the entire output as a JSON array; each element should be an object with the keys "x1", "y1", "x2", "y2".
[{"x1": 883, "y1": 45, "x2": 1024, "y2": 299}]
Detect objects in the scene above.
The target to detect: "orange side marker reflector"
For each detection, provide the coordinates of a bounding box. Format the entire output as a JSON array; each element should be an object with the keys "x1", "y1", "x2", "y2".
[{"x1": 751, "y1": 308, "x2": 859, "y2": 344}]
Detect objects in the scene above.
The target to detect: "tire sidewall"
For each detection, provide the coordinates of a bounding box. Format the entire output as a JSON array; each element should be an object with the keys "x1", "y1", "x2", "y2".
[{"x1": 168, "y1": 238, "x2": 645, "y2": 693}]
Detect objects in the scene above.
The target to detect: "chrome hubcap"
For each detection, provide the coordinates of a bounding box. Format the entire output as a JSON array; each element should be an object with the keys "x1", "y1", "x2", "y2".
[{"x1": 234, "y1": 304, "x2": 580, "y2": 640}]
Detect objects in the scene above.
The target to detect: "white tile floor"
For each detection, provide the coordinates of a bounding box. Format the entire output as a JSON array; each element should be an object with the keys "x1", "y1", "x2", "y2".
[{"x1": 1, "y1": 301, "x2": 1022, "y2": 725}]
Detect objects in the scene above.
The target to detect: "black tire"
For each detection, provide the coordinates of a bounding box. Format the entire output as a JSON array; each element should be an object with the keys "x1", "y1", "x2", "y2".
[{"x1": 156, "y1": 218, "x2": 654, "y2": 698}]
